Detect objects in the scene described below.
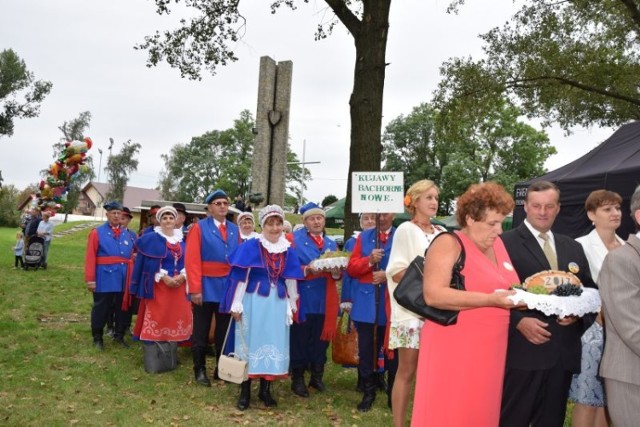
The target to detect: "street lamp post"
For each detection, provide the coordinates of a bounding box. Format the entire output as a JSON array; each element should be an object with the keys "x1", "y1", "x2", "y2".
[
  {"x1": 287, "y1": 139, "x2": 320, "y2": 208},
  {"x1": 97, "y1": 148, "x2": 103, "y2": 183}
]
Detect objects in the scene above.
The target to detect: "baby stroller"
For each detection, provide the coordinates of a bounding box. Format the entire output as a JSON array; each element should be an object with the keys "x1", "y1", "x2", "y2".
[{"x1": 24, "y1": 236, "x2": 45, "y2": 270}]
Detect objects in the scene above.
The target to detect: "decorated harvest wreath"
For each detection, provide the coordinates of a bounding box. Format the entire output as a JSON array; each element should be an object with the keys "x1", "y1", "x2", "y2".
[
  {"x1": 507, "y1": 270, "x2": 600, "y2": 317},
  {"x1": 513, "y1": 270, "x2": 583, "y2": 297},
  {"x1": 311, "y1": 250, "x2": 351, "y2": 271}
]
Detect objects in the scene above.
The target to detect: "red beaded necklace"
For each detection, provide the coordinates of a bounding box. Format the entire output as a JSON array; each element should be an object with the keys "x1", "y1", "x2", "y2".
[
  {"x1": 166, "y1": 241, "x2": 182, "y2": 275},
  {"x1": 262, "y1": 246, "x2": 287, "y2": 285}
]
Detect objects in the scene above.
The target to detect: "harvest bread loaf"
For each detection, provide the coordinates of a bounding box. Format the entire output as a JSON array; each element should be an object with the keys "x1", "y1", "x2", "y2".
[{"x1": 523, "y1": 270, "x2": 581, "y2": 293}]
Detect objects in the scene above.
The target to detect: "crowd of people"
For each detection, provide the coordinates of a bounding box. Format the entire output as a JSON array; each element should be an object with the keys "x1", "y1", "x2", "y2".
[
  {"x1": 13, "y1": 207, "x2": 54, "y2": 270},
  {"x1": 79, "y1": 181, "x2": 640, "y2": 426}
]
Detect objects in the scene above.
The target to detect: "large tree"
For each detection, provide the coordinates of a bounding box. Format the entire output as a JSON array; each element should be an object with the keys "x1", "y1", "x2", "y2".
[
  {"x1": 0, "y1": 184, "x2": 21, "y2": 227},
  {"x1": 0, "y1": 49, "x2": 52, "y2": 138},
  {"x1": 159, "y1": 110, "x2": 310, "y2": 204},
  {"x1": 104, "y1": 140, "x2": 142, "y2": 203},
  {"x1": 382, "y1": 100, "x2": 555, "y2": 213},
  {"x1": 137, "y1": 1, "x2": 391, "y2": 236},
  {"x1": 440, "y1": 0, "x2": 640, "y2": 131}
]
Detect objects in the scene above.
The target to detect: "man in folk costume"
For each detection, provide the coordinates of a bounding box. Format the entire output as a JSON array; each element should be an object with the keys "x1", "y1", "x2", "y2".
[
  {"x1": 346, "y1": 213, "x2": 397, "y2": 411},
  {"x1": 290, "y1": 202, "x2": 342, "y2": 397},
  {"x1": 172, "y1": 203, "x2": 190, "y2": 236},
  {"x1": 141, "y1": 205, "x2": 161, "y2": 235},
  {"x1": 84, "y1": 201, "x2": 135, "y2": 350},
  {"x1": 185, "y1": 189, "x2": 240, "y2": 387},
  {"x1": 341, "y1": 212, "x2": 377, "y2": 393}
]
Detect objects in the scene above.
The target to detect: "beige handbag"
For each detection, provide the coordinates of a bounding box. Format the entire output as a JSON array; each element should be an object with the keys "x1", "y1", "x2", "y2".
[{"x1": 217, "y1": 319, "x2": 248, "y2": 384}]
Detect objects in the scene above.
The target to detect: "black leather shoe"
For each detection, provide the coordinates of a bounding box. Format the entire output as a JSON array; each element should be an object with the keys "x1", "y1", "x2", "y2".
[
  {"x1": 291, "y1": 368, "x2": 309, "y2": 397},
  {"x1": 357, "y1": 375, "x2": 377, "y2": 412},
  {"x1": 357, "y1": 392, "x2": 376, "y2": 412},
  {"x1": 308, "y1": 364, "x2": 326, "y2": 392},
  {"x1": 237, "y1": 380, "x2": 251, "y2": 410},
  {"x1": 93, "y1": 340, "x2": 104, "y2": 351},
  {"x1": 258, "y1": 379, "x2": 277, "y2": 407},
  {"x1": 194, "y1": 367, "x2": 211, "y2": 387}
]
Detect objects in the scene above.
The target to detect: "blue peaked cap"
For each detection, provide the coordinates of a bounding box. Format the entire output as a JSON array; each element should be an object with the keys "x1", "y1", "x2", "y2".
[
  {"x1": 103, "y1": 201, "x2": 123, "y2": 211},
  {"x1": 205, "y1": 189, "x2": 228, "y2": 204},
  {"x1": 300, "y1": 202, "x2": 325, "y2": 219}
]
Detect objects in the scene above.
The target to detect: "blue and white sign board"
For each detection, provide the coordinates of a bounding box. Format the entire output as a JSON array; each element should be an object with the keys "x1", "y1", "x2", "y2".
[{"x1": 351, "y1": 171, "x2": 405, "y2": 213}]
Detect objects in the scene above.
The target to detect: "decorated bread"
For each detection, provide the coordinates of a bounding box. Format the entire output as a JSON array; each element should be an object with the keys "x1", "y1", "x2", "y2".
[{"x1": 522, "y1": 270, "x2": 583, "y2": 296}]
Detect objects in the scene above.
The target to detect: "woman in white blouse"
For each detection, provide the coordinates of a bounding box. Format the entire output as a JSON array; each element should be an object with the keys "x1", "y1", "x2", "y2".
[
  {"x1": 570, "y1": 189, "x2": 624, "y2": 427},
  {"x1": 386, "y1": 180, "x2": 447, "y2": 427}
]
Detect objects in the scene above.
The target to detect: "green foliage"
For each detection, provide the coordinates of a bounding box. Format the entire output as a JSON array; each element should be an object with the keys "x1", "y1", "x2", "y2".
[
  {"x1": 0, "y1": 49, "x2": 52, "y2": 137},
  {"x1": 382, "y1": 100, "x2": 555, "y2": 213},
  {"x1": 104, "y1": 140, "x2": 141, "y2": 203},
  {"x1": 0, "y1": 184, "x2": 21, "y2": 227},
  {"x1": 159, "y1": 110, "x2": 254, "y2": 202},
  {"x1": 159, "y1": 110, "x2": 310, "y2": 204},
  {"x1": 138, "y1": 1, "x2": 392, "y2": 239},
  {"x1": 321, "y1": 194, "x2": 338, "y2": 207},
  {"x1": 440, "y1": 0, "x2": 640, "y2": 130}
]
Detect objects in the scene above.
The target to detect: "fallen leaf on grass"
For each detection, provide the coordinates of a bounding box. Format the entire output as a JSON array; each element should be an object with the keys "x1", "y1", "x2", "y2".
[{"x1": 69, "y1": 420, "x2": 79, "y2": 425}]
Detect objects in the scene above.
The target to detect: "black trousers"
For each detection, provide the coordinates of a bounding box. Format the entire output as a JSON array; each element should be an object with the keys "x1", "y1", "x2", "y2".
[
  {"x1": 14, "y1": 255, "x2": 23, "y2": 268},
  {"x1": 354, "y1": 321, "x2": 397, "y2": 378},
  {"x1": 500, "y1": 363, "x2": 573, "y2": 427},
  {"x1": 192, "y1": 301, "x2": 230, "y2": 358},
  {"x1": 290, "y1": 313, "x2": 329, "y2": 369},
  {"x1": 91, "y1": 292, "x2": 132, "y2": 338}
]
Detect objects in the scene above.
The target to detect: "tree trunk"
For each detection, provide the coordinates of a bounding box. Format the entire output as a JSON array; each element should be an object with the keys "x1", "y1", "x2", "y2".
[{"x1": 343, "y1": 0, "x2": 391, "y2": 238}]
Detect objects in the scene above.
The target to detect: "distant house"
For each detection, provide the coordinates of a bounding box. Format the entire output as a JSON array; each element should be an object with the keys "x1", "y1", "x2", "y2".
[{"x1": 76, "y1": 182, "x2": 161, "y2": 219}]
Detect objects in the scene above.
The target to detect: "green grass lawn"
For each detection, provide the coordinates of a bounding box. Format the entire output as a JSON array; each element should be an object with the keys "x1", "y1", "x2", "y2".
[
  {"x1": 0, "y1": 223, "x2": 575, "y2": 426},
  {"x1": 0, "y1": 224, "x2": 391, "y2": 426}
]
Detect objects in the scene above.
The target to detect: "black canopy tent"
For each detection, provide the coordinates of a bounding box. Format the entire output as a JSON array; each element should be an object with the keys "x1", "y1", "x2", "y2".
[{"x1": 513, "y1": 122, "x2": 640, "y2": 239}]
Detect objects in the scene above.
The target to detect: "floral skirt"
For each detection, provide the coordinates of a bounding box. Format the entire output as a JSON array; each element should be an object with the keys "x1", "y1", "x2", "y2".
[
  {"x1": 389, "y1": 318, "x2": 424, "y2": 350},
  {"x1": 569, "y1": 322, "x2": 606, "y2": 407}
]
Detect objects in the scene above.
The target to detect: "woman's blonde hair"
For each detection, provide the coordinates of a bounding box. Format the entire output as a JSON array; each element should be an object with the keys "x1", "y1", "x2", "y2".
[{"x1": 405, "y1": 179, "x2": 439, "y2": 216}]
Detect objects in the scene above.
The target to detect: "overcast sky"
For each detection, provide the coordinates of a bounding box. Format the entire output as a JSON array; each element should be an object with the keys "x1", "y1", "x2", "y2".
[{"x1": 1, "y1": 0, "x2": 613, "y2": 205}]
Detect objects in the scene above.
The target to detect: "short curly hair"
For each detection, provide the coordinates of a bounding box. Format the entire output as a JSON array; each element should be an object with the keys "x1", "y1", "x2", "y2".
[
  {"x1": 456, "y1": 182, "x2": 514, "y2": 228},
  {"x1": 405, "y1": 179, "x2": 439, "y2": 216},
  {"x1": 584, "y1": 189, "x2": 622, "y2": 213}
]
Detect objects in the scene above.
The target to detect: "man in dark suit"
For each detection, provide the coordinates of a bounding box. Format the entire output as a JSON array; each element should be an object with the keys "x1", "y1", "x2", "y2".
[{"x1": 500, "y1": 181, "x2": 596, "y2": 427}]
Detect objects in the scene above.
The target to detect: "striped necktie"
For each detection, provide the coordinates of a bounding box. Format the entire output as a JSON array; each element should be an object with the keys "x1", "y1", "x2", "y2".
[{"x1": 539, "y1": 232, "x2": 558, "y2": 270}]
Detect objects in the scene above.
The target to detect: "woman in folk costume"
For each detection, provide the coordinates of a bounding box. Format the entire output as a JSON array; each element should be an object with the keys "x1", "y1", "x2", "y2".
[
  {"x1": 130, "y1": 206, "x2": 192, "y2": 344},
  {"x1": 237, "y1": 211, "x2": 259, "y2": 241},
  {"x1": 222, "y1": 205, "x2": 304, "y2": 410}
]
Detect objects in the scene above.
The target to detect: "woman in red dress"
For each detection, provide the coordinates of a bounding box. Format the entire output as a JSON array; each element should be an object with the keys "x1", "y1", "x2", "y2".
[
  {"x1": 411, "y1": 182, "x2": 522, "y2": 426},
  {"x1": 130, "y1": 206, "x2": 192, "y2": 343}
]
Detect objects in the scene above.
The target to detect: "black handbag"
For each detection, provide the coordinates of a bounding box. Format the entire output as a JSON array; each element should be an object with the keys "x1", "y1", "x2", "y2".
[
  {"x1": 393, "y1": 232, "x2": 466, "y2": 326},
  {"x1": 143, "y1": 341, "x2": 178, "y2": 373}
]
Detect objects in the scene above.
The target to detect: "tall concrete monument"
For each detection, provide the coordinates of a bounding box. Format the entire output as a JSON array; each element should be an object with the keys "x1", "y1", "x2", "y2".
[{"x1": 250, "y1": 56, "x2": 293, "y2": 208}]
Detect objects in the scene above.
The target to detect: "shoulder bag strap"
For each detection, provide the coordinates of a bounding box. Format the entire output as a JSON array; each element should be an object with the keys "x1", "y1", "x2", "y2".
[{"x1": 424, "y1": 231, "x2": 465, "y2": 266}]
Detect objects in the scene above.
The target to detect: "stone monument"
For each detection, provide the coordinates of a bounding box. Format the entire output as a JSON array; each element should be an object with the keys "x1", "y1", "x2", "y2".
[{"x1": 249, "y1": 56, "x2": 293, "y2": 208}]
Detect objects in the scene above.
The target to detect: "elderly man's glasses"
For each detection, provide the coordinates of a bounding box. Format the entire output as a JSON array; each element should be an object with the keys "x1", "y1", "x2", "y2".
[{"x1": 211, "y1": 201, "x2": 229, "y2": 206}]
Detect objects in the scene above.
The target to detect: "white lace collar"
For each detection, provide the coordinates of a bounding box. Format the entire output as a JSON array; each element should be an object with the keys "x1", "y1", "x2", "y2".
[
  {"x1": 259, "y1": 234, "x2": 291, "y2": 253},
  {"x1": 154, "y1": 226, "x2": 184, "y2": 244}
]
